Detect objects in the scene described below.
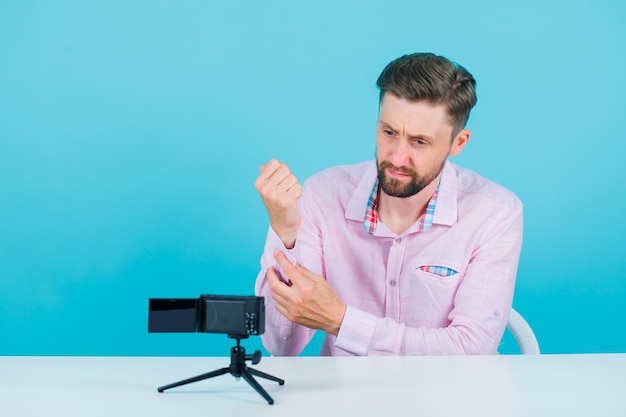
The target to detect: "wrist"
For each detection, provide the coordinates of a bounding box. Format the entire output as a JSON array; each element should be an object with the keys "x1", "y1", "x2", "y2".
[
  {"x1": 271, "y1": 226, "x2": 298, "y2": 249},
  {"x1": 328, "y1": 303, "x2": 347, "y2": 336}
]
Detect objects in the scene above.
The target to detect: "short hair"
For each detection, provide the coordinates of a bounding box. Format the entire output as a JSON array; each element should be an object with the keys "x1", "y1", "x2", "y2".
[{"x1": 376, "y1": 53, "x2": 477, "y2": 133}]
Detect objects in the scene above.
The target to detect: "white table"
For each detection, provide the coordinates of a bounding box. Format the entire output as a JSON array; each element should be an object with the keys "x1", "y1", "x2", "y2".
[{"x1": 1, "y1": 354, "x2": 624, "y2": 416}]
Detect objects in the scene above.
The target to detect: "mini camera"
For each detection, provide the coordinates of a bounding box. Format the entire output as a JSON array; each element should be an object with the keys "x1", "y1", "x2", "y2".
[{"x1": 148, "y1": 295, "x2": 264, "y2": 337}]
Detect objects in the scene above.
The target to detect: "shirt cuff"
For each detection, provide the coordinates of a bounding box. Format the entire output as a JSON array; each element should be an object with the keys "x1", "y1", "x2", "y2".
[
  {"x1": 261, "y1": 227, "x2": 299, "y2": 267},
  {"x1": 334, "y1": 306, "x2": 377, "y2": 356}
]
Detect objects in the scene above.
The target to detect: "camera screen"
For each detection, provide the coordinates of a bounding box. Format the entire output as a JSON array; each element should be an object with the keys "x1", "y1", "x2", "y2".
[
  {"x1": 202, "y1": 299, "x2": 247, "y2": 334},
  {"x1": 149, "y1": 298, "x2": 198, "y2": 332}
]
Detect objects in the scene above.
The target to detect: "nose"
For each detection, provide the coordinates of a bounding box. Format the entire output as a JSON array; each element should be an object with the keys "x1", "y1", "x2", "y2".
[{"x1": 390, "y1": 140, "x2": 410, "y2": 167}]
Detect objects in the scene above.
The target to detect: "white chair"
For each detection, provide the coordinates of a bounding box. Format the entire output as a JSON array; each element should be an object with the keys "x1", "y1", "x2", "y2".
[{"x1": 506, "y1": 308, "x2": 540, "y2": 354}]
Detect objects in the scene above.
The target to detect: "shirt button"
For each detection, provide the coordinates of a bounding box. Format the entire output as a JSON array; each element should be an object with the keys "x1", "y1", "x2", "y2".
[
  {"x1": 395, "y1": 237, "x2": 402, "y2": 244},
  {"x1": 389, "y1": 280, "x2": 397, "y2": 287}
]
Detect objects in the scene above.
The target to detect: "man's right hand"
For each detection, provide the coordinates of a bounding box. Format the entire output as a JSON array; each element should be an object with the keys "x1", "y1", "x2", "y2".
[{"x1": 255, "y1": 159, "x2": 302, "y2": 249}]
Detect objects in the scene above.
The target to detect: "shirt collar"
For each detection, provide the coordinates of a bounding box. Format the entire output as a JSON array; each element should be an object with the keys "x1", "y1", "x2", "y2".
[{"x1": 345, "y1": 160, "x2": 458, "y2": 231}]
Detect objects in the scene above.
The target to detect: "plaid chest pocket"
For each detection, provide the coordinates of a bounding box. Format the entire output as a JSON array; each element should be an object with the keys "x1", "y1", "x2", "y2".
[{"x1": 417, "y1": 265, "x2": 458, "y2": 277}]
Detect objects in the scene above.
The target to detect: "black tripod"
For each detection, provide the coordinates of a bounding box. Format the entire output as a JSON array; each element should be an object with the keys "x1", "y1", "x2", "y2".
[{"x1": 157, "y1": 335, "x2": 285, "y2": 404}]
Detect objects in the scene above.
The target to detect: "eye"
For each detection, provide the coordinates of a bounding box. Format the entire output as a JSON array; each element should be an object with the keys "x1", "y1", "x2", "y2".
[
  {"x1": 383, "y1": 129, "x2": 395, "y2": 137},
  {"x1": 412, "y1": 138, "x2": 427, "y2": 146}
]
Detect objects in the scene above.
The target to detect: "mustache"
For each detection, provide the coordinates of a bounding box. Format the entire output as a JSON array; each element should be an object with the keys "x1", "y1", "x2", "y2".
[{"x1": 378, "y1": 161, "x2": 416, "y2": 176}]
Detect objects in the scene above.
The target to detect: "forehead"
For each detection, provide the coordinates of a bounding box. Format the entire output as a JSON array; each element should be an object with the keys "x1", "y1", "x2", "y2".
[{"x1": 378, "y1": 93, "x2": 454, "y2": 136}]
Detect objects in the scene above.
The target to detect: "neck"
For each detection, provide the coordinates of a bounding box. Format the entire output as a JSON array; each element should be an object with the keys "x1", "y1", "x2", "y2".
[{"x1": 377, "y1": 174, "x2": 440, "y2": 235}]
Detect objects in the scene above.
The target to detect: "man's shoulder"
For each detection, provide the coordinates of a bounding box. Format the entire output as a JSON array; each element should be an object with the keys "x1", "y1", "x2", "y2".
[{"x1": 450, "y1": 162, "x2": 522, "y2": 211}]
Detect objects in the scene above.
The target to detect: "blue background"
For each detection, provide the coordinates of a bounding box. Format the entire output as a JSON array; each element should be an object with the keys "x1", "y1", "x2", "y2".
[{"x1": 1, "y1": 0, "x2": 625, "y2": 356}]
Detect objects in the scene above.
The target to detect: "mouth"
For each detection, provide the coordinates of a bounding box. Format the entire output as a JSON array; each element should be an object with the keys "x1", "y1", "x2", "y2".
[{"x1": 387, "y1": 168, "x2": 411, "y2": 179}]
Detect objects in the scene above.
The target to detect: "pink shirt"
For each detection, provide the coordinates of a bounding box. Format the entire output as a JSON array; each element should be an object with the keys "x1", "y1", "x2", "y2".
[{"x1": 255, "y1": 160, "x2": 523, "y2": 356}]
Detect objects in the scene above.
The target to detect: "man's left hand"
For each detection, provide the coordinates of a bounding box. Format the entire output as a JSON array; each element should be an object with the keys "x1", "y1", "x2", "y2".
[{"x1": 266, "y1": 250, "x2": 347, "y2": 335}]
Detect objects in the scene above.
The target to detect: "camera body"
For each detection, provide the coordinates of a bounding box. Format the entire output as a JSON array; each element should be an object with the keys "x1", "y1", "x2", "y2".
[{"x1": 149, "y1": 295, "x2": 264, "y2": 336}]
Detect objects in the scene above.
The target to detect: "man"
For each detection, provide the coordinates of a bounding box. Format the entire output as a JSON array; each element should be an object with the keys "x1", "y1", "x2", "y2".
[{"x1": 254, "y1": 53, "x2": 523, "y2": 356}]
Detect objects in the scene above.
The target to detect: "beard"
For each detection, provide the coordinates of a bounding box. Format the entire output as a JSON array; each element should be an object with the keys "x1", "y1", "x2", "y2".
[{"x1": 376, "y1": 159, "x2": 446, "y2": 198}]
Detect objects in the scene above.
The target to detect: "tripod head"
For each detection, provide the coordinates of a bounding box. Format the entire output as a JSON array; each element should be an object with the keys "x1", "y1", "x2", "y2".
[{"x1": 228, "y1": 334, "x2": 261, "y2": 365}]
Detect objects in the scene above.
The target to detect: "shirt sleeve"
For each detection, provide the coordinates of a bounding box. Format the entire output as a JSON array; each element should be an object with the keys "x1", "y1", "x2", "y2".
[
  {"x1": 254, "y1": 226, "x2": 317, "y2": 356},
  {"x1": 335, "y1": 202, "x2": 523, "y2": 355}
]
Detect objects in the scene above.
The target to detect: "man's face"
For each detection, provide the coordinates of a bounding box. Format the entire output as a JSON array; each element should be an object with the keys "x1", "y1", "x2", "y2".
[{"x1": 375, "y1": 93, "x2": 469, "y2": 198}]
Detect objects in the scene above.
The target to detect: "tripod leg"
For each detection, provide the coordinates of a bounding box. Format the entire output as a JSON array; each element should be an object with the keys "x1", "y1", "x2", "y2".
[
  {"x1": 158, "y1": 367, "x2": 229, "y2": 392},
  {"x1": 240, "y1": 368, "x2": 275, "y2": 405},
  {"x1": 248, "y1": 367, "x2": 285, "y2": 385}
]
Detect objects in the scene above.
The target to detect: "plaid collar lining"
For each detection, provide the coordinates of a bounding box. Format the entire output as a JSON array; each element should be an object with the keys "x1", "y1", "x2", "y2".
[{"x1": 363, "y1": 179, "x2": 440, "y2": 235}]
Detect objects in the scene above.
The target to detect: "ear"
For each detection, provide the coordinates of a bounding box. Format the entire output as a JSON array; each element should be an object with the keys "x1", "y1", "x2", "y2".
[{"x1": 449, "y1": 129, "x2": 470, "y2": 157}]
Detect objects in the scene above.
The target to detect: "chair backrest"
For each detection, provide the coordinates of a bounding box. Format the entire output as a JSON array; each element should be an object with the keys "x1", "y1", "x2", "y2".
[{"x1": 507, "y1": 308, "x2": 540, "y2": 354}]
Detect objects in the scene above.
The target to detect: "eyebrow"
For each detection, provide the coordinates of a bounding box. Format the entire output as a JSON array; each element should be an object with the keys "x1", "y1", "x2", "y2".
[{"x1": 378, "y1": 121, "x2": 436, "y2": 142}]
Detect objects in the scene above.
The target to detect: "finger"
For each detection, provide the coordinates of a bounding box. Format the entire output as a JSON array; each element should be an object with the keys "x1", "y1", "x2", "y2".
[
  {"x1": 266, "y1": 267, "x2": 292, "y2": 294},
  {"x1": 266, "y1": 165, "x2": 294, "y2": 189},
  {"x1": 262, "y1": 159, "x2": 290, "y2": 181},
  {"x1": 256, "y1": 164, "x2": 297, "y2": 197},
  {"x1": 275, "y1": 254, "x2": 315, "y2": 279},
  {"x1": 269, "y1": 178, "x2": 302, "y2": 203},
  {"x1": 276, "y1": 172, "x2": 297, "y2": 191},
  {"x1": 273, "y1": 251, "x2": 318, "y2": 283},
  {"x1": 266, "y1": 268, "x2": 298, "y2": 321},
  {"x1": 261, "y1": 159, "x2": 279, "y2": 172},
  {"x1": 273, "y1": 250, "x2": 302, "y2": 284},
  {"x1": 270, "y1": 295, "x2": 291, "y2": 320},
  {"x1": 294, "y1": 262, "x2": 317, "y2": 279},
  {"x1": 257, "y1": 159, "x2": 282, "y2": 181}
]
